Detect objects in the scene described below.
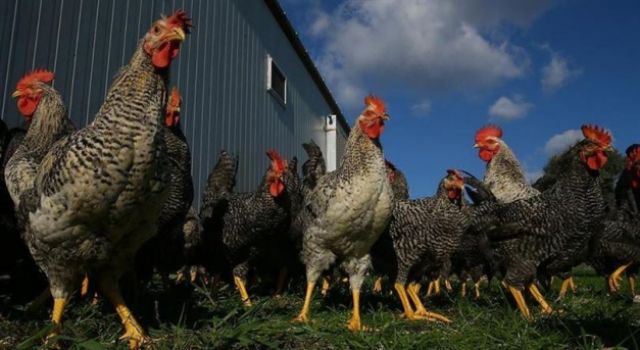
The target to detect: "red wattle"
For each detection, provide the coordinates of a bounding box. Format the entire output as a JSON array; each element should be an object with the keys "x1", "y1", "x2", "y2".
[
  {"x1": 479, "y1": 149, "x2": 494, "y2": 162},
  {"x1": 586, "y1": 152, "x2": 608, "y2": 171},
  {"x1": 17, "y1": 97, "x2": 37, "y2": 118},
  {"x1": 360, "y1": 119, "x2": 384, "y2": 139},
  {"x1": 152, "y1": 43, "x2": 173, "y2": 68},
  {"x1": 270, "y1": 181, "x2": 285, "y2": 197}
]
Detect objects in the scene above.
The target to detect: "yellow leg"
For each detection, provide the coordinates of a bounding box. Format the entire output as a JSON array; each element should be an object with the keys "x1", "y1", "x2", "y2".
[
  {"x1": 407, "y1": 283, "x2": 452, "y2": 323},
  {"x1": 189, "y1": 267, "x2": 199, "y2": 283},
  {"x1": 528, "y1": 284, "x2": 553, "y2": 314},
  {"x1": 372, "y1": 277, "x2": 383, "y2": 294},
  {"x1": 568, "y1": 277, "x2": 577, "y2": 293},
  {"x1": 609, "y1": 263, "x2": 632, "y2": 292},
  {"x1": 45, "y1": 297, "x2": 67, "y2": 341},
  {"x1": 101, "y1": 285, "x2": 146, "y2": 349},
  {"x1": 508, "y1": 285, "x2": 532, "y2": 320},
  {"x1": 461, "y1": 282, "x2": 467, "y2": 297},
  {"x1": 293, "y1": 282, "x2": 315, "y2": 323},
  {"x1": 346, "y1": 289, "x2": 365, "y2": 331},
  {"x1": 434, "y1": 278, "x2": 441, "y2": 295},
  {"x1": 426, "y1": 281, "x2": 435, "y2": 297},
  {"x1": 474, "y1": 282, "x2": 481, "y2": 299},
  {"x1": 558, "y1": 277, "x2": 572, "y2": 300},
  {"x1": 233, "y1": 276, "x2": 252, "y2": 306},
  {"x1": 321, "y1": 277, "x2": 330, "y2": 297},
  {"x1": 629, "y1": 276, "x2": 636, "y2": 296},
  {"x1": 394, "y1": 283, "x2": 417, "y2": 319},
  {"x1": 444, "y1": 279, "x2": 452, "y2": 292},
  {"x1": 81, "y1": 275, "x2": 90, "y2": 297}
]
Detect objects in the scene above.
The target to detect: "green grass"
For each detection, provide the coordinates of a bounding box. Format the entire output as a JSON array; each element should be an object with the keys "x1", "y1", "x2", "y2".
[{"x1": 1, "y1": 266, "x2": 639, "y2": 350}]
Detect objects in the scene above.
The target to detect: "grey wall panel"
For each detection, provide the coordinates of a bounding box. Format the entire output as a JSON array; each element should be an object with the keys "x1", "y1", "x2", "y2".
[{"x1": 0, "y1": 0, "x2": 348, "y2": 208}]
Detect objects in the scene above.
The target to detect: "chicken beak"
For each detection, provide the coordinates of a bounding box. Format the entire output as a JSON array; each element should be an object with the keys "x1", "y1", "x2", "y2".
[
  {"x1": 473, "y1": 143, "x2": 480, "y2": 148},
  {"x1": 11, "y1": 90, "x2": 22, "y2": 98},
  {"x1": 381, "y1": 113, "x2": 390, "y2": 121},
  {"x1": 164, "y1": 27, "x2": 186, "y2": 42}
]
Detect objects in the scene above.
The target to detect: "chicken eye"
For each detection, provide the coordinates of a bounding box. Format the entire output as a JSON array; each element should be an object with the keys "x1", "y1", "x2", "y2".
[{"x1": 152, "y1": 25, "x2": 161, "y2": 34}]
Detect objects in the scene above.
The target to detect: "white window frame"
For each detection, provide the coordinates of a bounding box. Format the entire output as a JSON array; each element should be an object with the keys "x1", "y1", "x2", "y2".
[{"x1": 266, "y1": 54, "x2": 287, "y2": 105}]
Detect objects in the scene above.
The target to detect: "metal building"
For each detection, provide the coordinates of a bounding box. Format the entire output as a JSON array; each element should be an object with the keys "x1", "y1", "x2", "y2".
[{"x1": 0, "y1": 0, "x2": 350, "y2": 206}]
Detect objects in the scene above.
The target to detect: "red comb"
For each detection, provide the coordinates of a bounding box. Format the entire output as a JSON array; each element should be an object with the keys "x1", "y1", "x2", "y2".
[
  {"x1": 266, "y1": 149, "x2": 286, "y2": 174},
  {"x1": 475, "y1": 125, "x2": 503, "y2": 143},
  {"x1": 364, "y1": 95, "x2": 386, "y2": 114},
  {"x1": 16, "y1": 69, "x2": 54, "y2": 91},
  {"x1": 581, "y1": 124, "x2": 612, "y2": 148},
  {"x1": 166, "y1": 9, "x2": 192, "y2": 33},
  {"x1": 168, "y1": 87, "x2": 181, "y2": 109}
]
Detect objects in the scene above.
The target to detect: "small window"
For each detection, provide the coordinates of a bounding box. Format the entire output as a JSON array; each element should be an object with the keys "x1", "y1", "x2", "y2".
[{"x1": 267, "y1": 55, "x2": 286, "y2": 105}]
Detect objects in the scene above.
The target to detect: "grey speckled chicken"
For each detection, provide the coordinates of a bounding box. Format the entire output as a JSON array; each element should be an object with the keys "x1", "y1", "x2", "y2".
[
  {"x1": 199, "y1": 150, "x2": 295, "y2": 306},
  {"x1": 385, "y1": 159, "x2": 409, "y2": 201},
  {"x1": 19, "y1": 11, "x2": 191, "y2": 349},
  {"x1": 135, "y1": 87, "x2": 196, "y2": 284},
  {"x1": 5, "y1": 70, "x2": 75, "y2": 208},
  {"x1": 469, "y1": 125, "x2": 612, "y2": 319},
  {"x1": 371, "y1": 170, "x2": 467, "y2": 323},
  {"x1": 293, "y1": 96, "x2": 392, "y2": 331}
]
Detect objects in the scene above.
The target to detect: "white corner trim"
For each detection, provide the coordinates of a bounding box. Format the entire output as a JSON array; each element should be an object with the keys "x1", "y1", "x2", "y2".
[{"x1": 325, "y1": 114, "x2": 337, "y2": 172}]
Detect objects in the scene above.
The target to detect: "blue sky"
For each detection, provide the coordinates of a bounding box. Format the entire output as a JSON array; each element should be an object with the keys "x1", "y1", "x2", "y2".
[{"x1": 280, "y1": 0, "x2": 640, "y2": 198}]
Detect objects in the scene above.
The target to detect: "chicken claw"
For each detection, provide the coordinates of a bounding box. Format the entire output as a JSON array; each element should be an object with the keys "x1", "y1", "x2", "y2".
[{"x1": 609, "y1": 263, "x2": 631, "y2": 293}]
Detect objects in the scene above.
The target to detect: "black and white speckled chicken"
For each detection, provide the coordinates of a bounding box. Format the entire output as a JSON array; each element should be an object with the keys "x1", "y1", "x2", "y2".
[
  {"x1": 469, "y1": 125, "x2": 612, "y2": 319},
  {"x1": 19, "y1": 11, "x2": 191, "y2": 349},
  {"x1": 371, "y1": 169, "x2": 468, "y2": 322},
  {"x1": 199, "y1": 150, "x2": 295, "y2": 305},
  {"x1": 588, "y1": 144, "x2": 640, "y2": 295},
  {"x1": 5, "y1": 70, "x2": 75, "y2": 208},
  {"x1": 293, "y1": 96, "x2": 393, "y2": 331},
  {"x1": 135, "y1": 87, "x2": 196, "y2": 284}
]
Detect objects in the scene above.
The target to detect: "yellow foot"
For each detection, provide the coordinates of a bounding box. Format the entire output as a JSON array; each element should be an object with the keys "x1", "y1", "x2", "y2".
[
  {"x1": 321, "y1": 277, "x2": 330, "y2": 297},
  {"x1": 461, "y1": 283, "x2": 467, "y2": 297},
  {"x1": 372, "y1": 277, "x2": 383, "y2": 294},
  {"x1": 80, "y1": 275, "x2": 90, "y2": 297},
  {"x1": 346, "y1": 318, "x2": 371, "y2": 332},
  {"x1": 119, "y1": 321, "x2": 148, "y2": 350},
  {"x1": 474, "y1": 282, "x2": 481, "y2": 299},
  {"x1": 413, "y1": 309, "x2": 452, "y2": 323},
  {"x1": 609, "y1": 263, "x2": 632, "y2": 292},
  {"x1": 292, "y1": 313, "x2": 310, "y2": 323},
  {"x1": 444, "y1": 279, "x2": 452, "y2": 292}
]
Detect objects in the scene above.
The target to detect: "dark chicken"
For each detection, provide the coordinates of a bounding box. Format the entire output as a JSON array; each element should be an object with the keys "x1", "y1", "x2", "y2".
[
  {"x1": 588, "y1": 144, "x2": 640, "y2": 295},
  {"x1": 199, "y1": 150, "x2": 295, "y2": 305},
  {"x1": 385, "y1": 160, "x2": 409, "y2": 201},
  {"x1": 135, "y1": 87, "x2": 197, "y2": 284},
  {"x1": 371, "y1": 170, "x2": 467, "y2": 322},
  {"x1": 19, "y1": 11, "x2": 191, "y2": 349},
  {"x1": 469, "y1": 125, "x2": 612, "y2": 319},
  {"x1": 293, "y1": 96, "x2": 393, "y2": 331}
]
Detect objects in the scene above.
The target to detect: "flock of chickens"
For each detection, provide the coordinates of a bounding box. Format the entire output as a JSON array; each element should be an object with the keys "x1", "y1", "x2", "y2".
[{"x1": 0, "y1": 9, "x2": 639, "y2": 350}]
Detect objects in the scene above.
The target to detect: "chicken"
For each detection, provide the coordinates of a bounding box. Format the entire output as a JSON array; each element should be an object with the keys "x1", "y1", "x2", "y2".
[
  {"x1": 473, "y1": 125, "x2": 581, "y2": 296},
  {"x1": 293, "y1": 95, "x2": 392, "y2": 331},
  {"x1": 385, "y1": 160, "x2": 409, "y2": 201},
  {"x1": 371, "y1": 169, "x2": 468, "y2": 322},
  {"x1": 469, "y1": 125, "x2": 612, "y2": 319},
  {"x1": 19, "y1": 11, "x2": 191, "y2": 349},
  {"x1": 5, "y1": 70, "x2": 75, "y2": 207},
  {"x1": 301, "y1": 140, "x2": 326, "y2": 198},
  {"x1": 588, "y1": 144, "x2": 640, "y2": 295},
  {"x1": 199, "y1": 150, "x2": 296, "y2": 305},
  {"x1": 135, "y1": 87, "x2": 196, "y2": 284}
]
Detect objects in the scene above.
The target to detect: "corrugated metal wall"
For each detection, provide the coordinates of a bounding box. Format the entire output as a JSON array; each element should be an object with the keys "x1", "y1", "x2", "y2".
[{"x1": 0, "y1": 0, "x2": 348, "y2": 207}]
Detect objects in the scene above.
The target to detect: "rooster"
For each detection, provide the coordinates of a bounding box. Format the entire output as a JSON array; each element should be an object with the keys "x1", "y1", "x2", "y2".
[
  {"x1": 293, "y1": 95, "x2": 392, "y2": 331},
  {"x1": 135, "y1": 87, "x2": 197, "y2": 285},
  {"x1": 199, "y1": 150, "x2": 295, "y2": 305},
  {"x1": 5, "y1": 70, "x2": 75, "y2": 207},
  {"x1": 470, "y1": 125, "x2": 611, "y2": 319},
  {"x1": 19, "y1": 11, "x2": 191, "y2": 349},
  {"x1": 371, "y1": 169, "x2": 467, "y2": 323}
]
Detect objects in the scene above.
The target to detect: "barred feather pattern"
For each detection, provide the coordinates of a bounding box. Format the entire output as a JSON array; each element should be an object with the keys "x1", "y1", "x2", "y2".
[
  {"x1": 301, "y1": 140, "x2": 326, "y2": 197},
  {"x1": 379, "y1": 180, "x2": 467, "y2": 284},
  {"x1": 297, "y1": 122, "x2": 393, "y2": 290},
  {"x1": 5, "y1": 86, "x2": 75, "y2": 207},
  {"x1": 22, "y1": 42, "x2": 170, "y2": 299},
  {"x1": 135, "y1": 123, "x2": 194, "y2": 279},
  {"x1": 470, "y1": 141, "x2": 606, "y2": 287},
  {"x1": 483, "y1": 141, "x2": 540, "y2": 203}
]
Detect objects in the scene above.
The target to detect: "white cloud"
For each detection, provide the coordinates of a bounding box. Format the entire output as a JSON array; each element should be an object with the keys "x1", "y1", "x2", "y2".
[
  {"x1": 525, "y1": 169, "x2": 543, "y2": 183},
  {"x1": 411, "y1": 99, "x2": 432, "y2": 116},
  {"x1": 544, "y1": 129, "x2": 583, "y2": 155},
  {"x1": 488, "y1": 96, "x2": 533, "y2": 120},
  {"x1": 306, "y1": 0, "x2": 551, "y2": 111},
  {"x1": 541, "y1": 51, "x2": 580, "y2": 93}
]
